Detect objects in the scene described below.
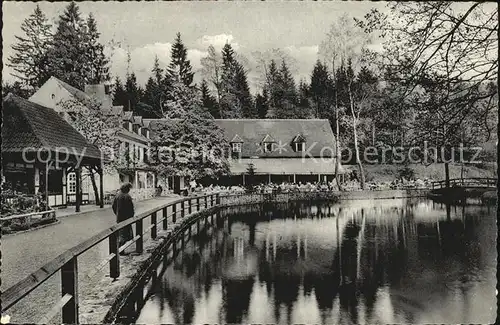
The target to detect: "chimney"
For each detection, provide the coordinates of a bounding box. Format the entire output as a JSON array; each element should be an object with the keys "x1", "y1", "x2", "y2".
[
  {"x1": 85, "y1": 84, "x2": 112, "y2": 109},
  {"x1": 84, "y1": 84, "x2": 106, "y2": 99}
]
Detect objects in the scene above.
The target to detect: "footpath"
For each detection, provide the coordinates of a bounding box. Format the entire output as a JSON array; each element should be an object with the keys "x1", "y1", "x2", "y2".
[{"x1": 1, "y1": 195, "x2": 180, "y2": 291}]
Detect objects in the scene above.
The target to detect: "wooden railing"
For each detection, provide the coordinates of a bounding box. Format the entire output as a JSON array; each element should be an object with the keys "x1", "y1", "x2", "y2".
[
  {"x1": 1, "y1": 193, "x2": 220, "y2": 324},
  {"x1": 431, "y1": 178, "x2": 497, "y2": 189}
]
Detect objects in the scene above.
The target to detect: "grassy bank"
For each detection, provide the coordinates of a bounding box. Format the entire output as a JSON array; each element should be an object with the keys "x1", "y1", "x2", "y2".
[{"x1": 344, "y1": 163, "x2": 497, "y2": 183}]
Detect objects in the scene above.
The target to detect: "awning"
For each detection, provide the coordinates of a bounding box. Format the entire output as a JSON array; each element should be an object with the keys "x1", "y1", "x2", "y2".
[{"x1": 228, "y1": 158, "x2": 346, "y2": 174}]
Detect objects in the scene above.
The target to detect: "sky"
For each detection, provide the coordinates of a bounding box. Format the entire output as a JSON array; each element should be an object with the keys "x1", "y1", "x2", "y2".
[{"x1": 2, "y1": 1, "x2": 390, "y2": 93}]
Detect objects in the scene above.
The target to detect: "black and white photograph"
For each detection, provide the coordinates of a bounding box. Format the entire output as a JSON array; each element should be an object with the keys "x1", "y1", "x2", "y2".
[{"x1": 1, "y1": 1, "x2": 498, "y2": 324}]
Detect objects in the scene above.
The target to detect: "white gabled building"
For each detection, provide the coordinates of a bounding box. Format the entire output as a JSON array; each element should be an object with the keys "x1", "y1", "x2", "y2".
[{"x1": 30, "y1": 76, "x2": 156, "y2": 204}]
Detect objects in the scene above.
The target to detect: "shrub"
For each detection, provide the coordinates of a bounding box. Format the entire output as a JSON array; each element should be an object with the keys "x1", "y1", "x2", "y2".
[{"x1": 398, "y1": 165, "x2": 415, "y2": 180}]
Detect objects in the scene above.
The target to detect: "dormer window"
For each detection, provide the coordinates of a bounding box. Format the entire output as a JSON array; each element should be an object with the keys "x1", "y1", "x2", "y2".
[
  {"x1": 232, "y1": 142, "x2": 242, "y2": 152},
  {"x1": 51, "y1": 94, "x2": 55, "y2": 100},
  {"x1": 292, "y1": 134, "x2": 306, "y2": 152},
  {"x1": 264, "y1": 143, "x2": 274, "y2": 152},
  {"x1": 261, "y1": 134, "x2": 276, "y2": 153},
  {"x1": 230, "y1": 134, "x2": 244, "y2": 154},
  {"x1": 295, "y1": 142, "x2": 305, "y2": 152}
]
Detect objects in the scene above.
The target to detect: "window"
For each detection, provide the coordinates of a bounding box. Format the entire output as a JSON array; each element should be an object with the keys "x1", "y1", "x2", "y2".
[
  {"x1": 232, "y1": 142, "x2": 242, "y2": 152},
  {"x1": 295, "y1": 142, "x2": 305, "y2": 152},
  {"x1": 51, "y1": 94, "x2": 56, "y2": 100},
  {"x1": 264, "y1": 142, "x2": 274, "y2": 152},
  {"x1": 68, "y1": 172, "x2": 76, "y2": 194}
]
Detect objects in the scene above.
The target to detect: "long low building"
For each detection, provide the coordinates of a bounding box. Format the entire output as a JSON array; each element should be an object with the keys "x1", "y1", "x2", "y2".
[
  {"x1": 147, "y1": 118, "x2": 345, "y2": 189},
  {"x1": 214, "y1": 119, "x2": 345, "y2": 185}
]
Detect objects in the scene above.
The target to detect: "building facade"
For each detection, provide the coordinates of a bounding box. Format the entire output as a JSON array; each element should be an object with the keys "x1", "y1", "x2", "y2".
[
  {"x1": 2, "y1": 94, "x2": 103, "y2": 210},
  {"x1": 147, "y1": 118, "x2": 345, "y2": 189},
  {"x1": 213, "y1": 119, "x2": 345, "y2": 185},
  {"x1": 30, "y1": 76, "x2": 156, "y2": 203}
]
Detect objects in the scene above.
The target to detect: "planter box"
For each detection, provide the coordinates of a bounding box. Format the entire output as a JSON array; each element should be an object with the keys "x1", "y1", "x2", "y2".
[{"x1": 1, "y1": 210, "x2": 57, "y2": 234}]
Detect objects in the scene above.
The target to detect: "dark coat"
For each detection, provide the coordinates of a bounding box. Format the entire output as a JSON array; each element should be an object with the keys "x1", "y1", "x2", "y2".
[{"x1": 112, "y1": 192, "x2": 135, "y2": 222}]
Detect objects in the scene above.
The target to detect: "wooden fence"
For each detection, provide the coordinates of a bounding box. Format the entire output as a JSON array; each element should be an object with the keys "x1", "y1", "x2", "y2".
[
  {"x1": 431, "y1": 178, "x2": 497, "y2": 189},
  {"x1": 1, "y1": 193, "x2": 220, "y2": 324}
]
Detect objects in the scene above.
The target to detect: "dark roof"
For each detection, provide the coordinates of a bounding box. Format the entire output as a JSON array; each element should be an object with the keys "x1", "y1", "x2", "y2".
[
  {"x1": 292, "y1": 134, "x2": 306, "y2": 143},
  {"x1": 123, "y1": 111, "x2": 133, "y2": 121},
  {"x1": 53, "y1": 77, "x2": 90, "y2": 103},
  {"x1": 117, "y1": 129, "x2": 150, "y2": 145},
  {"x1": 230, "y1": 134, "x2": 244, "y2": 143},
  {"x1": 2, "y1": 94, "x2": 102, "y2": 161},
  {"x1": 132, "y1": 116, "x2": 143, "y2": 125},
  {"x1": 146, "y1": 118, "x2": 337, "y2": 158},
  {"x1": 214, "y1": 119, "x2": 336, "y2": 158},
  {"x1": 262, "y1": 134, "x2": 276, "y2": 143}
]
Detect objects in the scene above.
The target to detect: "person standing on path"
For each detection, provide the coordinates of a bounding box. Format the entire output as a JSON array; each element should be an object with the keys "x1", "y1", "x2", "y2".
[{"x1": 112, "y1": 183, "x2": 135, "y2": 253}]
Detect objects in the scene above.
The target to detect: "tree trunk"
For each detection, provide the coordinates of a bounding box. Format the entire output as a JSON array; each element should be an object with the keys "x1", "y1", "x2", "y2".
[
  {"x1": 334, "y1": 108, "x2": 343, "y2": 191},
  {"x1": 460, "y1": 161, "x2": 465, "y2": 185},
  {"x1": 372, "y1": 124, "x2": 375, "y2": 146},
  {"x1": 348, "y1": 84, "x2": 365, "y2": 190},
  {"x1": 332, "y1": 59, "x2": 343, "y2": 191},
  {"x1": 444, "y1": 162, "x2": 450, "y2": 188},
  {"x1": 88, "y1": 167, "x2": 100, "y2": 205}
]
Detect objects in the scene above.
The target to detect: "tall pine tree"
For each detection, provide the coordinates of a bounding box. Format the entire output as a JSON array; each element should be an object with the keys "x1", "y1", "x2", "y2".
[
  {"x1": 255, "y1": 92, "x2": 269, "y2": 119},
  {"x1": 143, "y1": 56, "x2": 170, "y2": 117},
  {"x1": 112, "y1": 76, "x2": 128, "y2": 108},
  {"x1": 310, "y1": 60, "x2": 333, "y2": 119},
  {"x1": 200, "y1": 79, "x2": 219, "y2": 118},
  {"x1": 167, "y1": 33, "x2": 194, "y2": 87},
  {"x1": 125, "y1": 72, "x2": 143, "y2": 113},
  {"x1": 8, "y1": 5, "x2": 53, "y2": 92},
  {"x1": 47, "y1": 2, "x2": 88, "y2": 89},
  {"x1": 219, "y1": 43, "x2": 254, "y2": 118},
  {"x1": 267, "y1": 60, "x2": 300, "y2": 118},
  {"x1": 83, "y1": 13, "x2": 110, "y2": 84}
]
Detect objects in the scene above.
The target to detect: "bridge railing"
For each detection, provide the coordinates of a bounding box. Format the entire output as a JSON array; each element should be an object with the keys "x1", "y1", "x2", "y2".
[
  {"x1": 1, "y1": 193, "x2": 220, "y2": 324},
  {"x1": 431, "y1": 178, "x2": 497, "y2": 189}
]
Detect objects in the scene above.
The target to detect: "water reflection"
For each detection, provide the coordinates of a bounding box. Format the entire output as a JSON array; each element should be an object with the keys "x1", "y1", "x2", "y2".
[{"x1": 131, "y1": 199, "x2": 496, "y2": 324}]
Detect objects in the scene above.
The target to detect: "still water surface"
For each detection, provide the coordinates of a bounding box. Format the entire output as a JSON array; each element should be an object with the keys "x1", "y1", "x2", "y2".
[{"x1": 134, "y1": 199, "x2": 496, "y2": 324}]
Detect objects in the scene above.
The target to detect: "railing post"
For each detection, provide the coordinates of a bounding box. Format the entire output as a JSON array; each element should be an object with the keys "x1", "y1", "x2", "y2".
[
  {"x1": 151, "y1": 212, "x2": 158, "y2": 239},
  {"x1": 162, "y1": 207, "x2": 168, "y2": 230},
  {"x1": 181, "y1": 201, "x2": 185, "y2": 219},
  {"x1": 172, "y1": 203, "x2": 177, "y2": 223},
  {"x1": 188, "y1": 198, "x2": 192, "y2": 214},
  {"x1": 109, "y1": 232, "x2": 120, "y2": 279},
  {"x1": 197, "y1": 197, "x2": 200, "y2": 212},
  {"x1": 136, "y1": 219, "x2": 143, "y2": 254},
  {"x1": 61, "y1": 257, "x2": 79, "y2": 324}
]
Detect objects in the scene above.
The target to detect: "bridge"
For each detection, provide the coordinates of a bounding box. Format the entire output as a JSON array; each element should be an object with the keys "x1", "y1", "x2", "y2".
[
  {"x1": 1, "y1": 193, "x2": 221, "y2": 324},
  {"x1": 431, "y1": 178, "x2": 497, "y2": 190}
]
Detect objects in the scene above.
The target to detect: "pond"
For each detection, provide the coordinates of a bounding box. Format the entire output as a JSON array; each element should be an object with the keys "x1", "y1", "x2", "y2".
[{"x1": 127, "y1": 198, "x2": 496, "y2": 324}]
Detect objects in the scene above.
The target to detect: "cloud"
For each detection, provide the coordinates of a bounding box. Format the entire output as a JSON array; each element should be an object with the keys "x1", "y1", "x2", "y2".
[
  {"x1": 283, "y1": 45, "x2": 319, "y2": 78},
  {"x1": 106, "y1": 40, "x2": 319, "y2": 94},
  {"x1": 107, "y1": 43, "x2": 208, "y2": 85},
  {"x1": 196, "y1": 34, "x2": 239, "y2": 51}
]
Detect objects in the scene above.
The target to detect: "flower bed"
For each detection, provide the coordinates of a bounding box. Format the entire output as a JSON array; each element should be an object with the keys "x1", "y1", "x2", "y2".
[
  {"x1": 1, "y1": 192, "x2": 56, "y2": 234},
  {"x1": 1, "y1": 210, "x2": 57, "y2": 234}
]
